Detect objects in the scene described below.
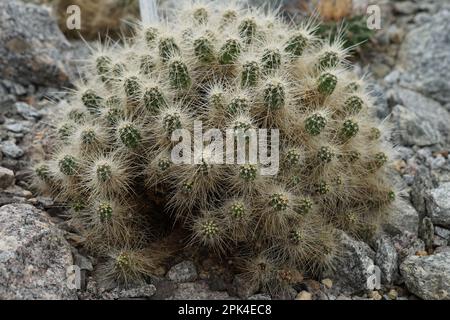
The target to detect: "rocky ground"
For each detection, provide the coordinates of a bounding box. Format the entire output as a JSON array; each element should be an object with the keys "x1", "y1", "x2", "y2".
[{"x1": 1, "y1": 0, "x2": 450, "y2": 300}]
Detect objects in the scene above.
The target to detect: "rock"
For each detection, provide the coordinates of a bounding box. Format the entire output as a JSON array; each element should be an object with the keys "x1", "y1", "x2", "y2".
[
  {"x1": 435, "y1": 226, "x2": 450, "y2": 240},
  {"x1": 384, "y1": 201, "x2": 419, "y2": 236},
  {"x1": 116, "y1": 284, "x2": 156, "y2": 299},
  {"x1": 425, "y1": 182, "x2": 450, "y2": 228},
  {"x1": 329, "y1": 231, "x2": 376, "y2": 293},
  {"x1": 73, "y1": 253, "x2": 93, "y2": 272},
  {"x1": 1, "y1": 140, "x2": 24, "y2": 159},
  {"x1": 434, "y1": 246, "x2": 450, "y2": 254},
  {"x1": 397, "y1": 10, "x2": 450, "y2": 105},
  {"x1": 393, "y1": 1, "x2": 417, "y2": 15},
  {"x1": 392, "y1": 232, "x2": 426, "y2": 263},
  {"x1": 166, "y1": 261, "x2": 198, "y2": 283},
  {"x1": 232, "y1": 273, "x2": 259, "y2": 299},
  {"x1": 368, "y1": 291, "x2": 382, "y2": 301},
  {"x1": 321, "y1": 278, "x2": 333, "y2": 289},
  {"x1": 295, "y1": 291, "x2": 312, "y2": 300},
  {"x1": 248, "y1": 294, "x2": 271, "y2": 300},
  {"x1": 0, "y1": 204, "x2": 77, "y2": 299},
  {"x1": 167, "y1": 281, "x2": 233, "y2": 300},
  {"x1": 388, "y1": 289, "x2": 398, "y2": 300},
  {"x1": 15, "y1": 102, "x2": 41, "y2": 121},
  {"x1": 375, "y1": 234, "x2": 398, "y2": 284},
  {"x1": 390, "y1": 88, "x2": 450, "y2": 147},
  {"x1": 400, "y1": 252, "x2": 450, "y2": 300},
  {"x1": 0, "y1": 166, "x2": 15, "y2": 189},
  {"x1": 0, "y1": 0, "x2": 70, "y2": 87}
]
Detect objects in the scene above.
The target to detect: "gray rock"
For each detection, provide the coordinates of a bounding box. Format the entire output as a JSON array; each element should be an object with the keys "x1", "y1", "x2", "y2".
[
  {"x1": 384, "y1": 201, "x2": 419, "y2": 236},
  {"x1": 5, "y1": 122, "x2": 28, "y2": 134},
  {"x1": 329, "y1": 231, "x2": 376, "y2": 293},
  {"x1": 167, "y1": 281, "x2": 234, "y2": 300},
  {"x1": 0, "y1": 204, "x2": 77, "y2": 299},
  {"x1": 0, "y1": 0, "x2": 70, "y2": 87},
  {"x1": 393, "y1": 1, "x2": 417, "y2": 15},
  {"x1": 435, "y1": 226, "x2": 450, "y2": 240},
  {"x1": 15, "y1": 102, "x2": 41, "y2": 121},
  {"x1": 115, "y1": 284, "x2": 156, "y2": 299},
  {"x1": 400, "y1": 252, "x2": 450, "y2": 300},
  {"x1": 73, "y1": 253, "x2": 93, "y2": 272},
  {"x1": 425, "y1": 182, "x2": 450, "y2": 228},
  {"x1": 166, "y1": 260, "x2": 198, "y2": 283},
  {"x1": 392, "y1": 232, "x2": 426, "y2": 263},
  {"x1": 0, "y1": 166, "x2": 15, "y2": 189},
  {"x1": 375, "y1": 234, "x2": 398, "y2": 284},
  {"x1": 390, "y1": 88, "x2": 450, "y2": 147},
  {"x1": 1, "y1": 140, "x2": 24, "y2": 159},
  {"x1": 232, "y1": 274, "x2": 259, "y2": 299},
  {"x1": 397, "y1": 10, "x2": 450, "y2": 105},
  {"x1": 248, "y1": 294, "x2": 271, "y2": 300},
  {"x1": 434, "y1": 246, "x2": 450, "y2": 254}
]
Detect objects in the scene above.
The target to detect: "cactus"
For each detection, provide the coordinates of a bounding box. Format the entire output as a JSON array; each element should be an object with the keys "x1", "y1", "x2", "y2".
[{"x1": 36, "y1": 1, "x2": 396, "y2": 291}]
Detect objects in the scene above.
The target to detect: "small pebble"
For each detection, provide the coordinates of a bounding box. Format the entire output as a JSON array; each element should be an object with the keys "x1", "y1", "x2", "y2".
[
  {"x1": 321, "y1": 278, "x2": 333, "y2": 289},
  {"x1": 296, "y1": 291, "x2": 312, "y2": 300}
]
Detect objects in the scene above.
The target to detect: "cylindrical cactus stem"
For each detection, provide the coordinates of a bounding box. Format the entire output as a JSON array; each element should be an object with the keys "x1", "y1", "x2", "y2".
[
  {"x1": 317, "y1": 146, "x2": 334, "y2": 163},
  {"x1": 144, "y1": 27, "x2": 159, "y2": 48},
  {"x1": 296, "y1": 198, "x2": 313, "y2": 215},
  {"x1": 82, "y1": 90, "x2": 103, "y2": 115},
  {"x1": 270, "y1": 193, "x2": 289, "y2": 211},
  {"x1": 229, "y1": 201, "x2": 246, "y2": 219},
  {"x1": 239, "y1": 164, "x2": 258, "y2": 182},
  {"x1": 318, "y1": 51, "x2": 339, "y2": 69},
  {"x1": 221, "y1": 9, "x2": 238, "y2": 26},
  {"x1": 219, "y1": 38, "x2": 241, "y2": 64},
  {"x1": 96, "y1": 55, "x2": 112, "y2": 81},
  {"x1": 374, "y1": 152, "x2": 388, "y2": 168},
  {"x1": 168, "y1": 59, "x2": 191, "y2": 90},
  {"x1": 341, "y1": 119, "x2": 359, "y2": 139},
  {"x1": 239, "y1": 17, "x2": 257, "y2": 44},
  {"x1": 57, "y1": 122, "x2": 75, "y2": 141},
  {"x1": 96, "y1": 163, "x2": 112, "y2": 182},
  {"x1": 163, "y1": 112, "x2": 182, "y2": 135},
  {"x1": 193, "y1": 36, "x2": 215, "y2": 63},
  {"x1": 35, "y1": 163, "x2": 51, "y2": 182},
  {"x1": 316, "y1": 181, "x2": 330, "y2": 195},
  {"x1": 261, "y1": 49, "x2": 281, "y2": 73},
  {"x1": 317, "y1": 72, "x2": 337, "y2": 96},
  {"x1": 289, "y1": 229, "x2": 303, "y2": 245},
  {"x1": 139, "y1": 55, "x2": 156, "y2": 75},
  {"x1": 58, "y1": 154, "x2": 78, "y2": 176},
  {"x1": 158, "y1": 37, "x2": 180, "y2": 62},
  {"x1": 344, "y1": 96, "x2": 364, "y2": 115},
  {"x1": 97, "y1": 202, "x2": 113, "y2": 222},
  {"x1": 193, "y1": 7, "x2": 208, "y2": 24},
  {"x1": 263, "y1": 80, "x2": 285, "y2": 110},
  {"x1": 143, "y1": 86, "x2": 167, "y2": 113},
  {"x1": 286, "y1": 149, "x2": 301, "y2": 165},
  {"x1": 241, "y1": 61, "x2": 260, "y2": 87},
  {"x1": 124, "y1": 76, "x2": 142, "y2": 100},
  {"x1": 227, "y1": 97, "x2": 249, "y2": 114},
  {"x1": 157, "y1": 158, "x2": 171, "y2": 171},
  {"x1": 118, "y1": 122, "x2": 141, "y2": 149},
  {"x1": 305, "y1": 113, "x2": 327, "y2": 136},
  {"x1": 284, "y1": 32, "x2": 308, "y2": 57},
  {"x1": 369, "y1": 127, "x2": 381, "y2": 141}
]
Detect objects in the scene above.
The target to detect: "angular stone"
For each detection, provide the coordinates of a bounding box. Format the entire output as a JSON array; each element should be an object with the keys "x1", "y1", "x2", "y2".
[
  {"x1": 425, "y1": 182, "x2": 450, "y2": 228},
  {"x1": 0, "y1": 166, "x2": 15, "y2": 189},
  {"x1": 166, "y1": 260, "x2": 198, "y2": 283},
  {"x1": 400, "y1": 252, "x2": 450, "y2": 300},
  {"x1": 0, "y1": 204, "x2": 77, "y2": 299}
]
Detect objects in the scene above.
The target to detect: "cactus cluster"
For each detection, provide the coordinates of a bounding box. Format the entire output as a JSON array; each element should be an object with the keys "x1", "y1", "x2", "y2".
[{"x1": 35, "y1": 1, "x2": 396, "y2": 293}]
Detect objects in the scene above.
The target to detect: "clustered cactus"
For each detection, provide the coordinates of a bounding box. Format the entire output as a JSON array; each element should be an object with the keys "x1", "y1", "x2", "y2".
[{"x1": 34, "y1": 1, "x2": 396, "y2": 294}]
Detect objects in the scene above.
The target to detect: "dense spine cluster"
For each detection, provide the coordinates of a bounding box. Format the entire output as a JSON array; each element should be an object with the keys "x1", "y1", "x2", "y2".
[{"x1": 35, "y1": 1, "x2": 397, "y2": 293}]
